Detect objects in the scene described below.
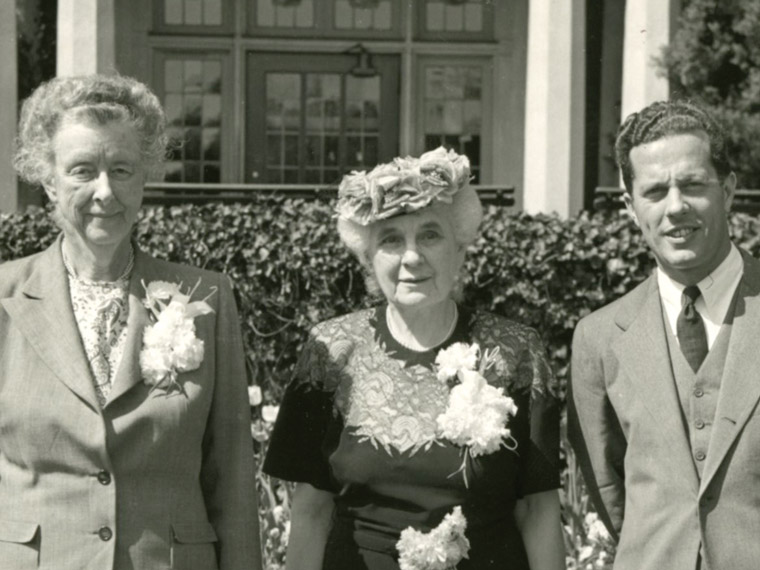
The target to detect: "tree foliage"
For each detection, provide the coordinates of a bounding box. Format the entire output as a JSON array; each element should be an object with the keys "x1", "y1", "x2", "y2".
[{"x1": 659, "y1": 0, "x2": 760, "y2": 188}]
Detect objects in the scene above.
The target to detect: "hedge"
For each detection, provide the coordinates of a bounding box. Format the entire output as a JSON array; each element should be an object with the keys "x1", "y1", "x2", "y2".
[{"x1": 4, "y1": 196, "x2": 760, "y2": 407}]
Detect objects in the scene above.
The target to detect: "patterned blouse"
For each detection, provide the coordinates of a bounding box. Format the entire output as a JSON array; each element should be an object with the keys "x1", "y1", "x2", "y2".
[{"x1": 64, "y1": 251, "x2": 132, "y2": 408}]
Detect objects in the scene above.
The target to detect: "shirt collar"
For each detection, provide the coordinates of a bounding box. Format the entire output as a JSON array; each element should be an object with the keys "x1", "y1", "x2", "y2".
[{"x1": 657, "y1": 244, "x2": 743, "y2": 319}]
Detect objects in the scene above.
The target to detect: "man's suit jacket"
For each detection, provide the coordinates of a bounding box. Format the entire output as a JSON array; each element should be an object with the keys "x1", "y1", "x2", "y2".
[
  {"x1": 569, "y1": 249, "x2": 760, "y2": 570},
  {"x1": 0, "y1": 236, "x2": 260, "y2": 570}
]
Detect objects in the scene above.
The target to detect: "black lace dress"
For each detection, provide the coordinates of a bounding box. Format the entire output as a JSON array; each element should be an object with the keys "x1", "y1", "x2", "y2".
[{"x1": 263, "y1": 305, "x2": 560, "y2": 569}]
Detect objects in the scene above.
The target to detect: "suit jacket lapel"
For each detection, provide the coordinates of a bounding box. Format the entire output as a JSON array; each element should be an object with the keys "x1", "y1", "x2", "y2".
[
  {"x1": 612, "y1": 275, "x2": 700, "y2": 488},
  {"x1": 700, "y1": 252, "x2": 760, "y2": 494},
  {"x1": 106, "y1": 248, "x2": 160, "y2": 405},
  {"x1": 0, "y1": 236, "x2": 101, "y2": 412}
]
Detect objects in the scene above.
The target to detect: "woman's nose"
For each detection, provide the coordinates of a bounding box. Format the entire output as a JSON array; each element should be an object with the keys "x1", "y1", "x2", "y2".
[
  {"x1": 401, "y1": 243, "x2": 423, "y2": 265},
  {"x1": 91, "y1": 171, "x2": 114, "y2": 202}
]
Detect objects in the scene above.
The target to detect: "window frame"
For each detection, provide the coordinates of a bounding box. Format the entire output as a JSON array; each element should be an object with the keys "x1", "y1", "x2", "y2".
[
  {"x1": 414, "y1": 55, "x2": 494, "y2": 184},
  {"x1": 415, "y1": 0, "x2": 495, "y2": 42},
  {"x1": 152, "y1": 0, "x2": 236, "y2": 36},
  {"x1": 246, "y1": 0, "x2": 403, "y2": 39},
  {"x1": 151, "y1": 48, "x2": 236, "y2": 183}
]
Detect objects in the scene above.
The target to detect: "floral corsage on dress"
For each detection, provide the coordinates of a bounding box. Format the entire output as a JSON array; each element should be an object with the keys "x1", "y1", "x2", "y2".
[
  {"x1": 139, "y1": 280, "x2": 215, "y2": 392},
  {"x1": 395, "y1": 342, "x2": 518, "y2": 569}
]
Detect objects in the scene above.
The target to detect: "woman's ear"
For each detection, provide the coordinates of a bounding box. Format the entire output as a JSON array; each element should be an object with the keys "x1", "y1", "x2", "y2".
[{"x1": 42, "y1": 179, "x2": 58, "y2": 204}]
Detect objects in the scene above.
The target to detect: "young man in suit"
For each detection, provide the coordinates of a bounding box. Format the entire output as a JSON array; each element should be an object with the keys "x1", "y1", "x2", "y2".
[{"x1": 569, "y1": 100, "x2": 760, "y2": 570}]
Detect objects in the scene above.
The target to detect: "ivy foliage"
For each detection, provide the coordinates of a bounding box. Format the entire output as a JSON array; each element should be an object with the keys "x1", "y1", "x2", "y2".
[
  {"x1": 659, "y1": 0, "x2": 760, "y2": 187},
  {"x1": 4, "y1": 198, "x2": 760, "y2": 405}
]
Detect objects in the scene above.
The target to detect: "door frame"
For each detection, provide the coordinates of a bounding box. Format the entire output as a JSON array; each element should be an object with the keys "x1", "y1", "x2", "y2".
[{"x1": 245, "y1": 50, "x2": 400, "y2": 184}]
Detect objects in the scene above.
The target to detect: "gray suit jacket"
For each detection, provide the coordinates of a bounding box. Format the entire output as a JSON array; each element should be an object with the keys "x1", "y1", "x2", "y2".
[
  {"x1": 0, "y1": 236, "x2": 260, "y2": 570},
  {"x1": 569, "y1": 249, "x2": 760, "y2": 570}
]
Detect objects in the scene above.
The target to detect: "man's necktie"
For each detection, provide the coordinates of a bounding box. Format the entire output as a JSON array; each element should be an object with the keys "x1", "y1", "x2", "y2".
[{"x1": 677, "y1": 285, "x2": 708, "y2": 372}]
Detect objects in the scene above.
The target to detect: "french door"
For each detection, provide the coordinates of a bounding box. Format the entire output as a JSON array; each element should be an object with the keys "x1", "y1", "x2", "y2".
[{"x1": 245, "y1": 52, "x2": 400, "y2": 184}]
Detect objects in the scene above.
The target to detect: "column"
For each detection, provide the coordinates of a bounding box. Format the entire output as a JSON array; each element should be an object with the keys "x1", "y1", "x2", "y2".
[
  {"x1": 620, "y1": 0, "x2": 681, "y2": 119},
  {"x1": 0, "y1": 1, "x2": 17, "y2": 211},
  {"x1": 522, "y1": 0, "x2": 586, "y2": 216},
  {"x1": 57, "y1": 0, "x2": 117, "y2": 76}
]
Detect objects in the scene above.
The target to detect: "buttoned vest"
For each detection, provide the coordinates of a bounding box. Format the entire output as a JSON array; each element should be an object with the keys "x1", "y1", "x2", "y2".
[{"x1": 663, "y1": 299, "x2": 736, "y2": 477}]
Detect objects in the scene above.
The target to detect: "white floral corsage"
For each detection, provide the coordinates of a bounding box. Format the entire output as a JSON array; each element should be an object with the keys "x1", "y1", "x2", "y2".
[
  {"x1": 139, "y1": 279, "x2": 215, "y2": 392},
  {"x1": 397, "y1": 506, "x2": 470, "y2": 570},
  {"x1": 435, "y1": 342, "x2": 518, "y2": 485}
]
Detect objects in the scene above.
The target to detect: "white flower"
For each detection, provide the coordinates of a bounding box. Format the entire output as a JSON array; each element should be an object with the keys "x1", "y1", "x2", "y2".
[
  {"x1": 144, "y1": 280, "x2": 182, "y2": 301},
  {"x1": 140, "y1": 280, "x2": 214, "y2": 390},
  {"x1": 262, "y1": 405, "x2": 280, "y2": 424},
  {"x1": 585, "y1": 512, "x2": 611, "y2": 543},
  {"x1": 397, "y1": 506, "x2": 470, "y2": 570},
  {"x1": 248, "y1": 385, "x2": 263, "y2": 406},
  {"x1": 140, "y1": 345, "x2": 174, "y2": 385},
  {"x1": 435, "y1": 342, "x2": 480, "y2": 382},
  {"x1": 579, "y1": 545, "x2": 594, "y2": 562},
  {"x1": 437, "y1": 369, "x2": 518, "y2": 457}
]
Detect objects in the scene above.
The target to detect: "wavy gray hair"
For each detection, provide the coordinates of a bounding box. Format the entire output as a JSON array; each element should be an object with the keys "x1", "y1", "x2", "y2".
[{"x1": 14, "y1": 74, "x2": 168, "y2": 184}]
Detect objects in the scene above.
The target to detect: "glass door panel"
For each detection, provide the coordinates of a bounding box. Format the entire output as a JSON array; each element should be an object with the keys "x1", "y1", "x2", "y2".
[{"x1": 246, "y1": 52, "x2": 399, "y2": 184}]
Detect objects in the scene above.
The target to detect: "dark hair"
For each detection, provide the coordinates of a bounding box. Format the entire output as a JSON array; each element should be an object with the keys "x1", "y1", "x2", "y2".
[
  {"x1": 614, "y1": 100, "x2": 731, "y2": 192},
  {"x1": 14, "y1": 74, "x2": 168, "y2": 184}
]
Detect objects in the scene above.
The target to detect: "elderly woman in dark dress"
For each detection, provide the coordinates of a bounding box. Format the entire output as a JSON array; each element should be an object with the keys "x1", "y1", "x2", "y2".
[{"x1": 264, "y1": 148, "x2": 564, "y2": 570}]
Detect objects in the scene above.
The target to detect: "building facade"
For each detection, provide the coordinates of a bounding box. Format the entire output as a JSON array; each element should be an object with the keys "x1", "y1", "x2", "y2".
[{"x1": 1, "y1": 0, "x2": 678, "y2": 214}]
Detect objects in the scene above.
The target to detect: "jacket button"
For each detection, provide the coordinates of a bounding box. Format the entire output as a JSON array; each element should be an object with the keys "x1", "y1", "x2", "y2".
[
  {"x1": 97, "y1": 470, "x2": 112, "y2": 485},
  {"x1": 695, "y1": 450, "x2": 706, "y2": 461},
  {"x1": 98, "y1": 527, "x2": 113, "y2": 541},
  {"x1": 695, "y1": 419, "x2": 706, "y2": 430},
  {"x1": 694, "y1": 388, "x2": 704, "y2": 398}
]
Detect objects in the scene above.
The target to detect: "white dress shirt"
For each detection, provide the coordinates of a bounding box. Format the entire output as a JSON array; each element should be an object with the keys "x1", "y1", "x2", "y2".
[{"x1": 657, "y1": 244, "x2": 744, "y2": 349}]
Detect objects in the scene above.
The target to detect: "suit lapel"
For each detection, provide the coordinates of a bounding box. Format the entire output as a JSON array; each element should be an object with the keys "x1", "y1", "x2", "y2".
[
  {"x1": 700, "y1": 252, "x2": 760, "y2": 494},
  {"x1": 612, "y1": 275, "x2": 700, "y2": 488},
  {"x1": 106, "y1": 249, "x2": 160, "y2": 405},
  {"x1": 1, "y1": 237, "x2": 100, "y2": 412}
]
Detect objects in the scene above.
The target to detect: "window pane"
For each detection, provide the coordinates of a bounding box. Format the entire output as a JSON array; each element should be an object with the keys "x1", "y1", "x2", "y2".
[
  {"x1": 423, "y1": 64, "x2": 483, "y2": 182},
  {"x1": 203, "y1": 128, "x2": 221, "y2": 160},
  {"x1": 426, "y1": 2, "x2": 444, "y2": 31},
  {"x1": 165, "y1": 0, "x2": 183, "y2": 24},
  {"x1": 257, "y1": 0, "x2": 275, "y2": 26},
  {"x1": 333, "y1": 0, "x2": 392, "y2": 31},
  {"x1": 185, "y1": 128, "x2": 202, "y2": 159},
  {"x1": 185, "y1": 0, "x2": 203, "y2": 24},
  {"x1": 464, "y1": 3, "x2": 482, "y2": 32},
  {"x1": 184, "y1": 61, "x2": 203, "y2": 92},
  {"x1": 203, "y1": 163, "x2": 221, "y2": 182},
  {"x1": 203, "y1": 61, "x2": 222, "y2": 93},
  {"x1": 165, "y1": 60, "x2": 184, "y2": 93},
  {"x1": 165, "y1": 94, "x2": 184, "y2": 126},
  {"x1": 203, "y1": 0, "x2": 223, "y2": 25},
  {"x1": 184, "y1": 95, "x2": 203, "y2": 126},
  {"x1": 202, "y1": 94, "x2": 222, "y2": 126},
  {"x1": 165, "y1": 161, "x2": 183, "y2": 182}
]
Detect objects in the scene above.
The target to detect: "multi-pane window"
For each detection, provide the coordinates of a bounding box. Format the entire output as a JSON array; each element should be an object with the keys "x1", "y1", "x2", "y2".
[
  {"x1": 417, "y1": 0, "x2": 493, "y2": 40},
  {"x1": 264, "y1": 71, "x2": 381, "y2": 183},
  {"x1": 163, "y1": 0, "x2": 223, "y2": 25},
  {"x1": 249, "y1": 0, "x2": 401, "y2": 37},
  {"x1": 334, "y1": 0, "x2": 392, "y2": 30},
  {"x1": 423, "y1": 65, "x2": 483, "y2": 182},
  {"x1": 255, "y1": 0, "x2": 315, "y2": 28},
  {"x1": 154, "y1": 0, "x2": 232, "y2": 33},
  {"x1": 163, "y1": 58, "x2": 224, "y2": 183}
]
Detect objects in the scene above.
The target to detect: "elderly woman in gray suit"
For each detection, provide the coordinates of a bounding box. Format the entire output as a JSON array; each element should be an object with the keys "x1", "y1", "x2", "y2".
[{"x1": 0, "y1": 74, "x2": 261, "y2": 570}]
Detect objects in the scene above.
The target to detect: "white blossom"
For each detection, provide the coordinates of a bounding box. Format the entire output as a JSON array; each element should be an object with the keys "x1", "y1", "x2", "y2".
[
  {"x1": 435, "y1": 342, "x2": 480, "y2": 383},
  {"x1": 397, "y1": 506, "x2": 470, "y2": 570}
]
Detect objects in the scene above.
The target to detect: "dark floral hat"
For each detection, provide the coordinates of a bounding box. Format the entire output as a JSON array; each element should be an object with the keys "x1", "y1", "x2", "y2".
[{"x1": 335, "y1": 146, "x2": 471, "y2": 226}]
